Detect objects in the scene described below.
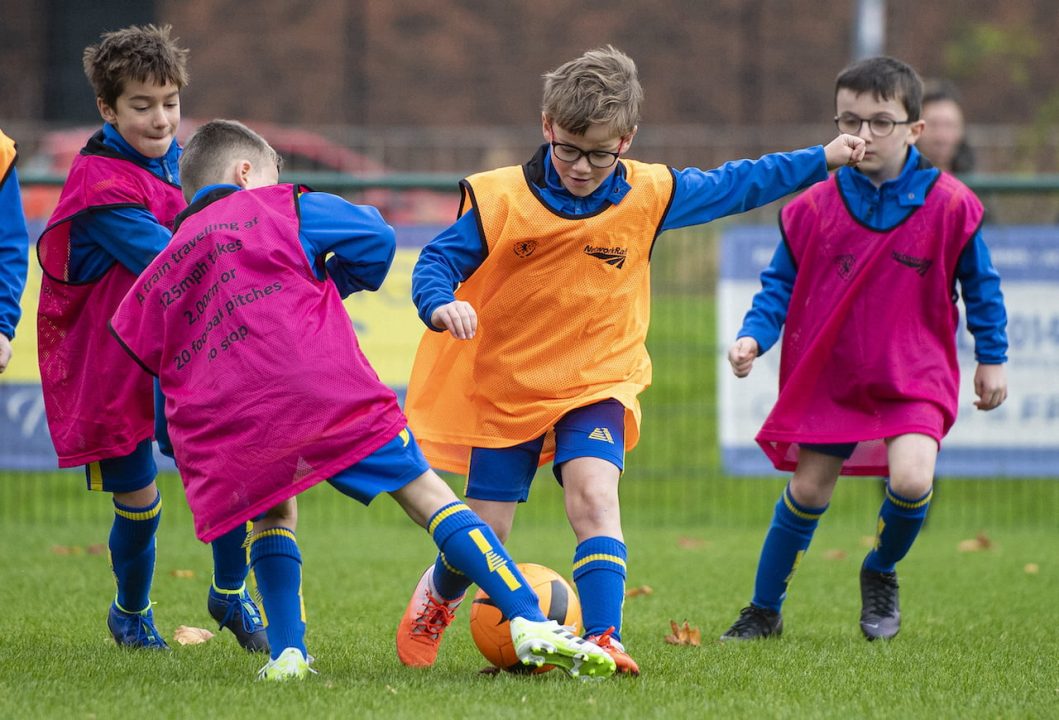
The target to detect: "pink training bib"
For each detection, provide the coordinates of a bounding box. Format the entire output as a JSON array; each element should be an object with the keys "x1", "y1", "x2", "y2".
[
  {"x1": 37, "y1": 150, "x2": 184, "y2": 466},
  {"x1": 757, "y1": 173, "x2": 984, "y2": 475},
  {"x1": 111, "y1": 185, "x2": 406, "y2": 542}
]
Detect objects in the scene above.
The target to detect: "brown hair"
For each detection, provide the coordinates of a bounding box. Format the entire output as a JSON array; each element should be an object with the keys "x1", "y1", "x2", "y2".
[
  {"x1": 83, "y1": 24, "x2": 190, "y2": 108},
  {"x1": 179, "y1": 119, "x2": 283, "y2": 200},
  {"x1": 835, "y1": 56, "x2": 924, "y2": 121},
  {"x1": 542, "y1": 45, "x2": 642, "y2": 136}
]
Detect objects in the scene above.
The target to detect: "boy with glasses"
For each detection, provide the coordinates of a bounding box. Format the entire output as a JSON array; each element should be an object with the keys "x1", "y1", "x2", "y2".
[
  {"x1": 721, "y1": 56, "x2": 1007, "y2": 642},
  {"x1": 396, "y1": 45, "x2": 866, "y2": 675}
]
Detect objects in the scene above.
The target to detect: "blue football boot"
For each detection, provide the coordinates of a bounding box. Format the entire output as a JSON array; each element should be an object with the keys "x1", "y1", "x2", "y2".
[
  {"x1": 107, "y1": 602, "x2": 170, "y2": 650},
  {"x1": 208, "y1": 585, "x2": 269, "y2": 653}
]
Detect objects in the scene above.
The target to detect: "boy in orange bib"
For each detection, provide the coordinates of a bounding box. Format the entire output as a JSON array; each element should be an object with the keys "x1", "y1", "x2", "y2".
[{"x1": 396, "y1": 45, "x2": 865, "y2": 675}]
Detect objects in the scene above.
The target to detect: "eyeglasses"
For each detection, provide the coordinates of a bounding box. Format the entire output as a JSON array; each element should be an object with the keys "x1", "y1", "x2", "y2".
[
  {"x1": 550, "y1": 140, "x2": 622, "y2": 168},
  {"x1": 834, "y1": 114, "x2": 914, "y2": 137}
]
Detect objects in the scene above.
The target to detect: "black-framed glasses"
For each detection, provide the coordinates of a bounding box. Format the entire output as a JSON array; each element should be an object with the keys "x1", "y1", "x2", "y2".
[
  {"x1": 834, "y1": 114, "x2": 914, "y2": 137},
  {"x1": 550, "y1": 140, "x2": 622, "y2": 168}
]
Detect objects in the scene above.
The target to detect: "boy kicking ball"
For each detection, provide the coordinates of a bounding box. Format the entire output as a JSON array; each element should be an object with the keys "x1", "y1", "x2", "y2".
[{"x1": 110, "y1": 119, "x2": 615, "y2": 680}]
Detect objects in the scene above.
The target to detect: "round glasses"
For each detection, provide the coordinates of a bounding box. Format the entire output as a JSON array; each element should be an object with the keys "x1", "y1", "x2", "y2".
[
  {"x1": 550, "y1": 141, "x2": 622, "y2": 168},
  {"x1": 834, "y1": 114, "x2": 914, "y2": 137}
]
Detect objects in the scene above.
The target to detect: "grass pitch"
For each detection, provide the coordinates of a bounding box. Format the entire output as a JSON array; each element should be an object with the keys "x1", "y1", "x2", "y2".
[{"x1": 0, "y1": 473, "x2": 1055, "y2": 720}]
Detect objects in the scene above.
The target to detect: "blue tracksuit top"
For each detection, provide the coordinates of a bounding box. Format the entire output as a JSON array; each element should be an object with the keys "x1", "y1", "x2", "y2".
[
  {"x1": 738, "y1": 146, "x2": 1008, "y2": 364},
  {"x1": 0, "y1": 165, "x2": 29, "y2": 340},
  {"x1": 188, "y1": 184, "x2": 396, "y2": 297},
  {"x1": 412, "y1": 143, "x2": 828, "y2": 329},
  {"x1": 67, "y1": 123, "x2": 182, "y2": 281}
]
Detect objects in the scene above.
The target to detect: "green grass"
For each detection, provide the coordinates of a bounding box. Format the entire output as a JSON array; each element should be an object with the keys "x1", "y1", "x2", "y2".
[
  {"x1": 0, "y1": 475, "x2": 1056, "y2": 719},
  {"x1": 2, "y1": 242, "x2": 1056, "y2": 717}
]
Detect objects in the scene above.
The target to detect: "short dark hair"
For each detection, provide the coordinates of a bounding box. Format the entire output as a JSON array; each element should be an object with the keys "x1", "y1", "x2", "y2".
[
  {"x1": 179, "y1": 119, "x2": 282, "y2": 201},
  {"x1": 835, "y1": 56, "x2": 923, "y2": 121},
  {"x1": 922, "y1": 78, "x2": 963, "y2": 108},
  {"x1": 83, "y1": 24, "x2": 190, "y2": 108}
]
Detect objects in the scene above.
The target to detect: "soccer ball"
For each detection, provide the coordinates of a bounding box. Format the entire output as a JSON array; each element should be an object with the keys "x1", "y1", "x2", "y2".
[{"x1": 469, "y1": 562, "x2": 582, "y2": 673}]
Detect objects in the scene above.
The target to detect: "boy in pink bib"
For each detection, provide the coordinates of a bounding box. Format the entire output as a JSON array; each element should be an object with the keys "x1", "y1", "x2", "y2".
[
  {"x1": 111, "y1": 120, "x2": 617, "y2": 681},
  {"x1": 36, "y1": 25, "x2": 264, "y2": 653},
  {"x1": 720, "y1": 57, "x2": 1008, "y2": 642}
]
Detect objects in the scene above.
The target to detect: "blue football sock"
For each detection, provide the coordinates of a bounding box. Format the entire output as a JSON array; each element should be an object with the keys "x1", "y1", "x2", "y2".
[
  {"x1": 751, "y1": 484, "x2": 828, "y2": 613},
  {"x1": 572, "y1": 536, "x2": 627, "y2": 640},
  {"x1": 863, "y1": 483, "x2": 932, "y2": 574},
  {"x1": 211, "y1": 522, "x2": 250, "y2": 591},
  {"x1": 110, "y1": 492, "x2": 162, "y2": 613},
  {"x1": 427, "y1": 501, "x2": 544, "y2": 621},
  {"x1": 432, "y1": 551, "x2": 473, "y2": 601},
  {"x1": 249, "y1": 528, "x2": 306, "y2": 660}
]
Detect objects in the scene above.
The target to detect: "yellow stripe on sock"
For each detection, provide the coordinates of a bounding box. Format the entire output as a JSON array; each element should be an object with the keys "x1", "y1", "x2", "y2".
[
  {"x1": 249, "y1": 568, "x2": 267, "y2": 626},
  {"x1": 438, "y1": 553, "x2": 466, "y2": 577},
  {"x1": 88, "y1": 462, "x2": 104, "y2": 492},
  {"x1": 468, "y1": 527, "x2": 493, "y2": 553},
  {"x1": 571, "y1": 553, "x2": 627, "y2": 573},
  {"x1": 497, "y1": 564, "x2": 521, "y2": 591},
  {"x1": 249, "y1": 527, "x2": 297, "y2": 546},
  {"x1": 783, "y1": 489, "x2": 823, "y2": 520},
  {"x1": 784, "y1": 549, "x2": 806, "y2": 584},
  {"x1": 427, "y1": 503, "x2": 469, "y2": 536},
  {"x1": 114, "y1": 499, "x2": 162, "y2": 521},
  {"x1": 886, "y1": 488, "x2": 933, "y2": 509}
]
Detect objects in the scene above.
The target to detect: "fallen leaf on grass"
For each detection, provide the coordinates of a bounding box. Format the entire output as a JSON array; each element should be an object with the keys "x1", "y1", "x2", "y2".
[
  {"x1": 957, "y1": 532, "x2": 993, "y2": 553},
  {"x1": 859, "y1": 536, "x2": 876, "y2": 548},
  {"x1": 677, "y1": 536, "x2": 707, "y2": 550},
  {"x1": 823, "y1": 549, "x2": 848, "y2": 560},
  {"x1": 1024, "y1": 563, "x2": 1039, "y2": 574},
  {"x1": 51, "y1": 545, "x2": 83, "y2": 556},
  {"x1": 664, "y1": 620, "x2": 701, "y2": 646},
  {"x1": 626, "y1": 585, "x2": 654, "y2": 597},
  {"x1": 86, "y1": 544, "x2": 106, "y2": 555},
  {"x1": 170, "y1": 569, "x2": 196, "y2": 579},
  {"x1": 173, "y1": 625, "x2": 214, "y2": 645}
]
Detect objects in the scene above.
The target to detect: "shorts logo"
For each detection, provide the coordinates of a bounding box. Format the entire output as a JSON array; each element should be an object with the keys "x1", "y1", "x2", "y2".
[
  {"x1": 588, "y1": 427, "x2": 615, "y2": 444},
  {"x1": 583, "y1": 244, "x2": 628, "y2": 268},
  {"x1": 513, "y1": 240, "x2": 538, "y2": 258},
  {"x1": 834, "y1": 254, "x2": 855, "y2": 279},
  {"x1": 891, "y1": 250, "x2": 933, "y2": 276}
]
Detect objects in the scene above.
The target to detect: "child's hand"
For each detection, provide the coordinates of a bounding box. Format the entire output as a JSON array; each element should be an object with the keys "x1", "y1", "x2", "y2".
[
  {"x1": 728, "y1": 337, "x2": 759, "y2": 378},
  {"x1": 973, "y1": 363, "x2": 1007, "y2": 410},
  {"x1": 0, "y1": 334, "x2": 11, "y2": 373},
  {"x1": 823, "y1": 134, "x2": 866, "y2": 170},
  {"x1": 431, "y1": 300, "x2": 478, "y2": 340}
]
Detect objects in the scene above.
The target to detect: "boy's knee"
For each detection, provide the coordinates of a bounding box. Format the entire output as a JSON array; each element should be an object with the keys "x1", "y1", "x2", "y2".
[{"x1": 255, "y1": 497, "x2": 297, "y2": 530}]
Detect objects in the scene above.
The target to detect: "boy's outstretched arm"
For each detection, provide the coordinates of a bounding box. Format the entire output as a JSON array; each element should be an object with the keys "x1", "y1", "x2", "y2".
[
  {"x1": 659, "y1": 135, "x2": 863, "y2": 233},
  {"x1": 728, "y1": 337, "x2": 759, "y2": 378},
  {"x1": 823, "y1": 133, "x2": 866, "y2": 169},
  {"x1": 973, "y1": 363, "x2": 1007, "y2": 411}
]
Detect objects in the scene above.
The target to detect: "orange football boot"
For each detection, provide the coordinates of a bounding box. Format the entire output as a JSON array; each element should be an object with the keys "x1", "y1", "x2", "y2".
[
  {"x1": 396, "y1": 566, "x2": 464, "y2": 667},
  {"x1": 585, "y1": 626, "x2": 640, "y2": 676}
]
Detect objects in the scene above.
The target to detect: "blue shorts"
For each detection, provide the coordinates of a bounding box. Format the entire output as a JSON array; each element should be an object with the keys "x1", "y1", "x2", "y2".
[
  {"x1": 465, "y1": 399, "x2": 626, "y2": 503},
  {"x1": 801, "y1": 442, "x2": 858, "y2": 460},
  {"x1": 327, "y1": 427, "x2": 431, "y2": 505},
  {"x1": 85, "y1": 438, "x2": 158, "y2": 493}
]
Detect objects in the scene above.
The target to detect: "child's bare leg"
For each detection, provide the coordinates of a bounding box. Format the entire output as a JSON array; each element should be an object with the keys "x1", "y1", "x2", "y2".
[
  {"x1": 885, "y1": 433, "x2": 937, "y2": 500},
  {"x1": 788, "y1": 447, "x2": 843, "y2": 507}
]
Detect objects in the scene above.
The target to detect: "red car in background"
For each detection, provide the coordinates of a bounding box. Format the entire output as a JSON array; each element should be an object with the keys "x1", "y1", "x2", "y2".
[{"x1": 20, "y1": 119, "x2": 457, "y2": 226}]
